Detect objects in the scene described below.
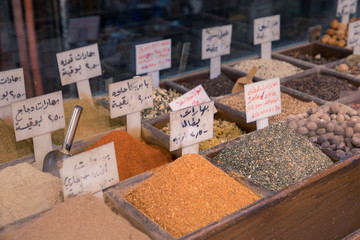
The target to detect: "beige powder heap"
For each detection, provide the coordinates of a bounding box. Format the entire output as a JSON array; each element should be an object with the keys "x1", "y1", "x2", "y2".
[
  {"x1": 219, "y1": 92, "x2": 318, "y2": 123},
  {"x1": 0, "y1": 163, "x2": 62, "y2": 227},
  {"x1": 233, "y1": 58, "x2": 303, "y2": 79},
  {"x1": 0, "y1": 119, "x2": 33, "y2": 164},
  {"x1": 51, "y1": 99, "x2": 125, "y2": 145},
  {"x1": 125, "y1": 154, "x2": 260, "y2": 237},
  {"x1": 1, "y1": 195, "x2": 151, "y2": 240}
]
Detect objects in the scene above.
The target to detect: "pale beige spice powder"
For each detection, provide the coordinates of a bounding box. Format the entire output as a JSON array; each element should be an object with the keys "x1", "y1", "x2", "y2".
[
  {"x1": 0, "y1": 163, "x2": 62, "y2": 227},
  {"x1": 125, "y1": 153, "x2": 260, "y2": 238},
  {"x1": 219, "y1": 92, "x2": 318, "y2": 123},
  {"x1": 1, "y1": 195, "x2": 151, "y2": 240}
]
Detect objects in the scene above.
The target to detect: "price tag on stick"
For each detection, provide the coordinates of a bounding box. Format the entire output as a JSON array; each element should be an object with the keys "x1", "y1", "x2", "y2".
[
  {"x1": 0, "y1": 68, "x2": 26, "y2": 126},
  {"x1": 59, "y1": 142, "x2": 119, "y2": 201},
  {"x1": 135, "y1": 39, "x2": 171, "y2": 88},
  {"x1": 202, "y1": 25, "x2": 232, "y2": 79},
  {"x1": 347, "y1": 20, "x2": 360, "y2": 54},
  {"x1": 11, "y1": 91, "x2": 65, "y2": 169},
  {"x1": 169, "y1": 101, "x2": 214, "y2": 155},
  {"x1": 337, "y1": 0, "x2": 357, "y2": 24},
  {"x1": 254, "y1": 15, "x2": 280, "y2": 59},
  {"x1": 244, "y1": 78, "x2": 281, "y2": 130},
  {"x1": 56, "y1": 44, "x2": 102, "y2": 106},
  {"x1": 109, "y1": 75, "x2": 153, "y2": 138}
]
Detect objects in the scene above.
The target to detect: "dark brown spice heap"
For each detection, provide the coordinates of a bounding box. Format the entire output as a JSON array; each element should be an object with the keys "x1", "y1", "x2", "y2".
[
  {"x1": 282, "y1": 73, "x2": 358, "y2": 101},
  {"x1": 175, "y1": 73, "x2": 234, "y2": 97},
  {"x1": 124, "y1": 154, "x2": 260, "y2": 237},
  {"x1": 214, "y1": 122, "x2": 333, "y2": 191}
]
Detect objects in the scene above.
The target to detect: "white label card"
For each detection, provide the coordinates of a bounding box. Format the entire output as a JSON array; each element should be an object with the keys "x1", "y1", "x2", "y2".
[
  {"x1": 136, "y1": 39, "x2": 171, "y2": 75},
  {"x1": 169, "y1": 101, "x2": 214, "y2": 151},
  {"x1": 245, "y1": 78, "x2": 281, "y2": 123},
  {"x1": 109, "y1": 75, "x2": 153, "y2": 118},
  {"x1": 347, "y1": 20, "x2": 360, "y2": 48},
  {"x1": 202, "y1": 24, "x2": 232, "y2": 59},
  {"x1": 59, "y1": 142, "x2": 119, "y2": 200},
  {"x1": 0, "y1": 68, "x2": 26, "y2": 107},
  {"x1": 169, "y1": 85, "x2": 211, "y2": 111},
  {"x1": 12, "y1": 91, "x2": 65, "y2": 141},
  {"x1": 56, "y1": 44, "x2": 102, "y2": 85},
  {"x1": 337, "y1": 0, "x2": 357, "y2": 17},
  {"x1": 254, "y1": 15, "x2": 280, "y2": 45}
]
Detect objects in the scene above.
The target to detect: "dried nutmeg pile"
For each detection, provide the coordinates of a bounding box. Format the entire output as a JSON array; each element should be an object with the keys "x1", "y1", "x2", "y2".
[{"x1": 285, "y1": 102, "x2": 360, "y2": 159}]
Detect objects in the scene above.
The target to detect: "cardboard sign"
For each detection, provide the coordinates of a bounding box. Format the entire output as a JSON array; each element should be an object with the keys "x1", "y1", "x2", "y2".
[
  {"x1": 136, "y1": 39, "x2": 171, "y2": 75},
  {"x1": 56, "y1": 44, "x2": 101, "y2": 85},
  {"x1": 201, "y1": 25, "x2": 232, "y2": 59},
  {"x1": 244, "y1": 78, "x2": 281, "y2": 123},
  {"x1": 254, "y1": 15, "x2": 280, "y2": 45},
  {"x1": 11, "y1": 91, "x2": 65, "y2": 141},
  {"x1": 169, "y1": 85, "x2": 211, "y2": 111},
  {"x1": 337, "y1": 0, "x2": 357, "y2": 17},
  {"x1": 169, "y1": 101, "x2": 214, "y2": 151},
  {"x1": 347, "y1": 20, "x2": 360, "y2": 48},
  {"x1": 59, "y1": 142, "x2": 119, "y2": 200},
  {"x1": 0, "y1": 68, "x2": 26, "y2": 107},
  {"x1": 109, "y1": 75, "x2": 153, "y2": 118}
]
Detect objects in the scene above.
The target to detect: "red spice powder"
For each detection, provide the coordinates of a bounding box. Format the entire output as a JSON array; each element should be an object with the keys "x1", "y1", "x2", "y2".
[{"x1": 86, "y1": 130, "x2": 172, "y2": 181}]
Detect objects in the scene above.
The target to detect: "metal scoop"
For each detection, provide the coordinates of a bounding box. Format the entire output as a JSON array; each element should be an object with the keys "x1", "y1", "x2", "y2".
[{"x1": 43, "y1": 105, "x2": 83, "y2": 177}]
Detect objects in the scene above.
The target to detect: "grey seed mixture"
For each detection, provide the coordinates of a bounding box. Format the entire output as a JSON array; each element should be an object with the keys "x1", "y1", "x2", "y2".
[
  {"x1": 141, "y1": 88, "x2": 181, "y2": 120},
  {"x1": 214, "y1": 122, "x2": 333, "y2": 191},
  {"x1": 232, "y1": 59, "x2": 303, "y2": 79}
]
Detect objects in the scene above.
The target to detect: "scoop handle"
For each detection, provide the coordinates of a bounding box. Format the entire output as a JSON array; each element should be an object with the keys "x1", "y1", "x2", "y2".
[{"x1": 62, "y1": 105, "x2": 83, "y2": 152}]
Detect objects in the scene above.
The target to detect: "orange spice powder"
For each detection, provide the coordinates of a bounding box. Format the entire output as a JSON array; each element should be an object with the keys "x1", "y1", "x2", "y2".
[
  {"x1": 124, "y1": 153, "x2": 260, "y2": 237},
  {"x1": 86, "y1": 130, "x2": 172, "y2": 181}
]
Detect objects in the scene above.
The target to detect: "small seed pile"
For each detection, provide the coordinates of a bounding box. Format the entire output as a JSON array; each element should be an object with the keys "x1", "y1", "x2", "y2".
[
  {"x1": 1, "y1": 195, "x2": 151, "y2": 240},
  {"x1": 175, "y1": 73, "x2": 235, "y2": 97},
  {"x1": 0, "y1": 119, "x2": 33, "y2": 164},
  {"x1": 161, "y1": 119, "x2": 246, "y2": 151},
  {"x1": 232, "y1": 59, "x2": 303, "y2": 79},
  {"x1": 282, "y1": 73, "x2": 358, "y2": 101},
  {"x1": 214, "y1": 122, "x2": 333, "y2": 191},
  {"x1": 0, "y1": 163, "x2": 62, "y2": 227},
  {"x1": 142, "y1": 88, "x2": 181, "y2": 119},
  {"x1": 285, "y1": 102, "x2": 360, "y2": 159},
  {"x1": 125, "y1": 154, "x2": 260, "y2": 237},
  {"x1": 218, "y1": 92, "x2": 318, "y2": 123}
]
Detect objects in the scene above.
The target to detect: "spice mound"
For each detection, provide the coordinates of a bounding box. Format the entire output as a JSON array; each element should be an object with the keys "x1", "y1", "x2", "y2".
[
  {"x1": 0, "y1": 195, "x2": 150, "y2": 240},
  {"x1": 52, "y1": 98, "x2": 125, "y2": 145},
  {"x1": 0, "y1": 163, "x2": 62, "y2": 227},
  {"x1": 175, "y1": 73, "x2": 235, "y2": 97},
  {"x1": 214, "y1": 122, "x2": 333, "y2": 191},
  {"x1": 0, "y1": 119, "x2": 33, "y2": 164},
  {"x1": 125, "y1": 154, "x2": 260, "y2": 237},
  {"x1": 161, "y1": 119, "x2": 246, "y2": 151},
  {"x1": 86, "y1": 130, "x2": 172, "y2": 181},
  {"x1": 282, "y1": 73, "x2": 358, "y2": 101},
  {"x1": 232, "y1": 59, "x2": 303, "y2": 79},
  {"x1": 219, "y1": 92, "x2": 318, "y2": 123}
]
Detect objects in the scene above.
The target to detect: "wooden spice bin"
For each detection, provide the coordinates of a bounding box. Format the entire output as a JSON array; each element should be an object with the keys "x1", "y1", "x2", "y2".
[
  {"x1": 160, "y1": 66, "x2": 262, "y2": 98},
  {"x1": 104, "y1": 153, "x2": 360, "y2": 240},
  {"x1": 281, "y1": 67, "x2": 360, "y2": 104},
  {"x1": 141, "y1": 101, "x2": 256, "y2": 158},
  {"x1": 104, "y1": 159, "x2": 268, "y2": 240},
  {"x1": 222, "y1": 53, "x2": 315, "y2": 81},
  {"x1": 273, "y1": 42, "x2": 352, "y2": 67}
]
